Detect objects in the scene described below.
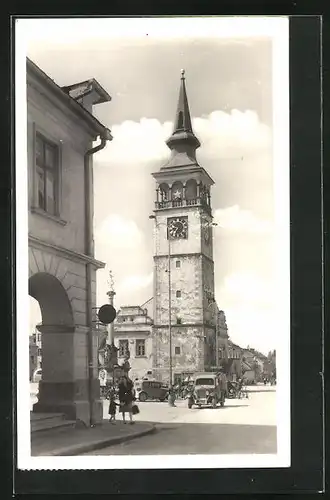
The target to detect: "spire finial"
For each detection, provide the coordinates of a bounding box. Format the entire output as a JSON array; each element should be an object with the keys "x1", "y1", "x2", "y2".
[
  {"x1": 107, "y1": 269, "x2": 115, "y2": 292},
  {"x1": 181, "y1": 68, "x2": 185, "y2": 79}
]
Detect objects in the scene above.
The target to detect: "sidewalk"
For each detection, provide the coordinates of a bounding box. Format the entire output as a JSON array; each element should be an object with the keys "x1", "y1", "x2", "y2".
[{"x1": 31, "y1": 420, "x2": 156, "y2": 456}]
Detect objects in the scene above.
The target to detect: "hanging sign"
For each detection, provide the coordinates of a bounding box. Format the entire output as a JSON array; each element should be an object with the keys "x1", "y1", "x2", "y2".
[{"x1": 98, "y1": 304, "x2": 117, "y2": 324}]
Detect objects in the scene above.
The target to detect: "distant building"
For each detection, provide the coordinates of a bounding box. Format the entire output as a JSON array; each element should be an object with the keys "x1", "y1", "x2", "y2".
[
  {"x1": 29, "y1": 328, "x2": 42, "y2": 380},
  {"x1": 113, "y1": 306, "x2": 153, "y2": 381},
  {"x1": 29, "y1": 335, "x2": 38, "y2": 380},
  {"x1": 217, "y1": 339, "x2": 243, "y2": 381},
  {"x1": 241, "y1": 347, "x2": 268, "y2": 383}
]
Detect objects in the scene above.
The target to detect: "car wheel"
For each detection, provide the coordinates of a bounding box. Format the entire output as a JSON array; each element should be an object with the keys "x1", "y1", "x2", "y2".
[
  {"x1": 159, "y1": 397, "x2": 166, "y2": 402},
  {"x1": 139, "y1": 392, "x2": 147, "y2": 402},
  {"x1": 212, "y1": 398, "x2": 217, "y2": 409}
]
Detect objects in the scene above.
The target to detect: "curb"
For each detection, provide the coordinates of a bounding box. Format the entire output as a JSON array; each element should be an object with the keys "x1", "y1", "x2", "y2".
[{"x1": 45, "y1": 424, "x2": 157, "y2": 456}]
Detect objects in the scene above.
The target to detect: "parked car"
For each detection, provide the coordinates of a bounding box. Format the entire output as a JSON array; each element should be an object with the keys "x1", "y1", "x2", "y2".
[
  {"x1": 187, "y1": 372, "x2": 227, "y2": 409},
  {"x1": 134, "y1": 380, "x2": 168, "y2": 402},
  {"x1": 33, "y1": 368, "x2": 42, "y2": 383}
]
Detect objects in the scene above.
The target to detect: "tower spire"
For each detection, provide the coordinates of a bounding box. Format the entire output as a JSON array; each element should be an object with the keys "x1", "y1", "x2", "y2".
[{"x1": 163, "y1": 69, "x2": 200, "y2": 169}]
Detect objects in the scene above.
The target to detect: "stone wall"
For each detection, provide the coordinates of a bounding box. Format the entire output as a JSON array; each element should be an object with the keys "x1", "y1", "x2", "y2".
[
  {"x1": 154, "y1": 254, "x2": 203, "y2": 326},
  {"x1": 152, "y1": 325, "x2": 205, "y2": 382}
]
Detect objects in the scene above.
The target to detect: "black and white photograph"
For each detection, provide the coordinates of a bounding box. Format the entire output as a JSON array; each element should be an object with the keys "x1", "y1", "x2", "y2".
[{"x1": 15, "y1": 16, "x2": 290, "y2": 470}]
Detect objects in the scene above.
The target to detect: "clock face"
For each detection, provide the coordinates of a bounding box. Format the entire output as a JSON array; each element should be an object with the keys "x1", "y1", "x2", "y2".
[{"x1": 167, "y1": 217, "x2": 188, "y2": 239}]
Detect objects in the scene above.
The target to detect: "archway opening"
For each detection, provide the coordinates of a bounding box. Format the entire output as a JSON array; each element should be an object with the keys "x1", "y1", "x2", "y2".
[
  {"x1": 159, "y1": 182, "x2": 169, "y2": 202},
  {"x1": 29, "y1": 272, "x2": 74, "y2": 329},
  {"x1": 185, "y1": 179, "x2": 197, "y2": 200},
  {"x1": 29, "y1": 272, "x2": 75, "y2": 415}
]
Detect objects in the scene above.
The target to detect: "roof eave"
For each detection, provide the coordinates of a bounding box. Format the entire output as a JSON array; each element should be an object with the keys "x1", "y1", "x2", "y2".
[{"x1": 27, "y1": 58, "x2": 111, "y2": 139}]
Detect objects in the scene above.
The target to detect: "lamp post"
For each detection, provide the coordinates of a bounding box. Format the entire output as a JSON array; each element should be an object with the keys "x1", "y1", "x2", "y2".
[{"x1": 149, "y1": 215, "x2": 175, "y2": 406}]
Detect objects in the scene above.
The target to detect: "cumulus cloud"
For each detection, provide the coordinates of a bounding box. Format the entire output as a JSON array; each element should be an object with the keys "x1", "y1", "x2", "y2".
[
  {"x1": 95, "y1": 214, "x2": 144, "y2": 254},
  {"x1": 195, "y1": 110, "x2": 271, "y2": 160},
  {"x1": 213, "y1": 205, "x2": 273, "y2": 233},
  {"x1": 96, "y1": 109, "x2": 271, "y2": 166},
  {"x1": 216, "y1": 272, "x2": 276, "y2": 353},
  {"x1": 96, "y1": 119, "x2": 172, "y2": 164}
]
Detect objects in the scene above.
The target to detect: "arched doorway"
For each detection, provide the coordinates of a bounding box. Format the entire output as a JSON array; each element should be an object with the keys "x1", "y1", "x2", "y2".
[{"x1": 29, "y1": 272, "x2": 79, "y2": 420}]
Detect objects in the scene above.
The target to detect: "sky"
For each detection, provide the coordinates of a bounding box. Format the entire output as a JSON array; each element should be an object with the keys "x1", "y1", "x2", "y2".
[{"x1": 24, "y1": 17, "x2": 289, "y2": 354}]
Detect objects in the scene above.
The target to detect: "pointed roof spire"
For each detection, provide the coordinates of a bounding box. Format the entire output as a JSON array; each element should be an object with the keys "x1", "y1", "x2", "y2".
[
  {"x1": 163, "y1": 70, "x2": 200, "y2": 168},
  {"x1": 172, "y1": 69, "x2": 193, "y2": 132}
]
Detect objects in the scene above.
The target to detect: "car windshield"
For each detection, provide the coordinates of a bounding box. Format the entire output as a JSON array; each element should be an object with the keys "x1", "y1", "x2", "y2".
[{"x1": 195, "y1": 378, "x2": 215, "y2": 386}]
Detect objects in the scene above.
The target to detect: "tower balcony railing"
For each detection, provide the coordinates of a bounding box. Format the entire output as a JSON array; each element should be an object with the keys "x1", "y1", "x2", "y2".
[{"x1": 155, "y1": 197, "x2": 211, "y2": 214}]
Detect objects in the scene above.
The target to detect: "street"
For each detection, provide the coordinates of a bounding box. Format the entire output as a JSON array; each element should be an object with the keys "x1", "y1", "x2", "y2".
[{"x1": 85, "y1": 386, "x2": 277, "y2": 455}]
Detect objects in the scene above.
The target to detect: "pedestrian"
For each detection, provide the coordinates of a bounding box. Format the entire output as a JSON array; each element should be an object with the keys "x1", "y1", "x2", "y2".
[
  {"x1": 118, "y1": 375, "x2": 135, "y2": 425},
  {"x1": 107, "y1": 388, "x2": 119, "y2": 424}
]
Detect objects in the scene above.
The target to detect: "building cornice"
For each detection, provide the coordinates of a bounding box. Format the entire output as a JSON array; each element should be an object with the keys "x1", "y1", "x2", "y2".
[
  {"x1": 29, "y1": 235, "x2": 105, "y2": 269},
  {"x1": 153, "y1": 323, "x2": 216, "y2": 330},
  {"x1": 114, "y1": 330, "x2": 151, "y2": 336},
  {"x1": 153, "y1": 253, "x2": 214, "y2": 264}
]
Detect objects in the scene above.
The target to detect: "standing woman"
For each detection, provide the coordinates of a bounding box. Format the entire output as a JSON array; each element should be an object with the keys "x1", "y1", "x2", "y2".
[{"x1": 118, "y1": 375, "x2": 135, "y2": 424}]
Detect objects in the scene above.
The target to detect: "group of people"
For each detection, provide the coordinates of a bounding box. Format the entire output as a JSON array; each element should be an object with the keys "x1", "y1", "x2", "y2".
[{"x1": 106, "y1": 375, "x2": 137, "y2": 425}]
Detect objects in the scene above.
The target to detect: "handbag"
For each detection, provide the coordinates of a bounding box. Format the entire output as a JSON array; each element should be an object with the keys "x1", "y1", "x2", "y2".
[{"x1": 132, "y1": 404, "x2": 140, "y2": 415}]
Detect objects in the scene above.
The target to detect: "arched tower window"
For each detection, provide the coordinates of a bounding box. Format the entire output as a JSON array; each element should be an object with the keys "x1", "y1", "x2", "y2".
[
  {"x1": 159, "y1": 183, "x2": 169, "y2": 202},
  {"x1": 185, "y1": 179, "x2": 197, "y2": 200},
  {"x1": 171, "y1": 181, "x2": 183, "y2": 203}
]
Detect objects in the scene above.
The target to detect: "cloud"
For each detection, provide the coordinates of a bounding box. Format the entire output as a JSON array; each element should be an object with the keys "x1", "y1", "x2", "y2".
[
  {"x1": 216, "y1": 272, "x2": 276, "y2": 353},
  {"x1": 221, "y1": 272, "x2": 275, "y2": 306},
  {"x1": 213, "y1": 205, "x2": 273, "y2": 233},
  {"x1": 95, "y1": 214, "x2": 143, "y2": 254},
  {"x1": 96, "y1": 119, "x2": 172, "y2": 165},
  {"x1": 117, "y1": 272, "x2": 153, "y2": 296},
  {"x1": 95, "y1": 109, "x2": 271, "y2": 166},
  {"x1": 195, "y1": 110, "x2": 271, "y2": 160}
]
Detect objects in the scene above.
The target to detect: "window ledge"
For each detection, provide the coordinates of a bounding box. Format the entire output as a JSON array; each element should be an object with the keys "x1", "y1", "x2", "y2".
[
  {"x1": 135, "y1": 355, "x2": 147, "y2": 358},
  {"x1": 30, "y1": 206, "x2": 67, "y2": 226}
]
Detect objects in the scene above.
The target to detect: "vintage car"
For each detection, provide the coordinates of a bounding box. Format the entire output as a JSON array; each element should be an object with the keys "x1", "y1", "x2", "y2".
[
  {"x1": 187, "y1": 372, "x2": 227, "y2": 409},
  {"x1": 134, "y1": 379, "x2": 169, "y2": 402}
]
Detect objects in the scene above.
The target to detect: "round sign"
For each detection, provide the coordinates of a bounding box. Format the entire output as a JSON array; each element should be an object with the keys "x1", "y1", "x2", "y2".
[{"x1": 98, "y1": 304, "x2": 117, "y2": 324}]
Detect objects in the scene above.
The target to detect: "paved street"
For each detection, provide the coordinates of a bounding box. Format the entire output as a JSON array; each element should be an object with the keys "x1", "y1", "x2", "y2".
[
  {"x1": 86, "y1": 386, "x2": 277, "y2": 455},
  {"x1": 30, "y1": 384, "x2": 277, "y2": 455}
]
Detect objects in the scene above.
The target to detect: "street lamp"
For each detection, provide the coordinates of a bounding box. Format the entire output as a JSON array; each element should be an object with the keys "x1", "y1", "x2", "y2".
[{"x1": 149, "y1": 214, "x2": 175, "y2": 405}]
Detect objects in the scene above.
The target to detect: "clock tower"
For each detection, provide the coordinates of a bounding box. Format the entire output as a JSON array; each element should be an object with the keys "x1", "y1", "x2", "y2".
[{"x1": 151, "y1": 70, "x2": 217, "y2": 383}]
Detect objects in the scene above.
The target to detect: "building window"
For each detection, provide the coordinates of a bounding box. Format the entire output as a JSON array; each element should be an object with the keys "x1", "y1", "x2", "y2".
[
  {"x1": 176, "y1": 290, "x2": 181, "y2": 298},
  {"x1": 177, "y1": 111, "x2": 184, "y2": 129},
  {"x1": 175, "y1": 346, "x2": 181, "y2": 355},
  {"x1": 176, "y1": 260, "x2": 181, "y2": 268},
  {"x1": 37, "y1": 348, "x2": 42, "y2": 357},
  {"x1": 176, "y1": 317, "x2": 182, "y2": 324},
  {"x1": 118, "y1": 339, "x2": 129, "y2": 357},
  {"x1": 136, "y1": 339, "x2": 146, "y2": 357},
  {"x1": 35, "y1": 133, "x2": 59, "y2": 216}
]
